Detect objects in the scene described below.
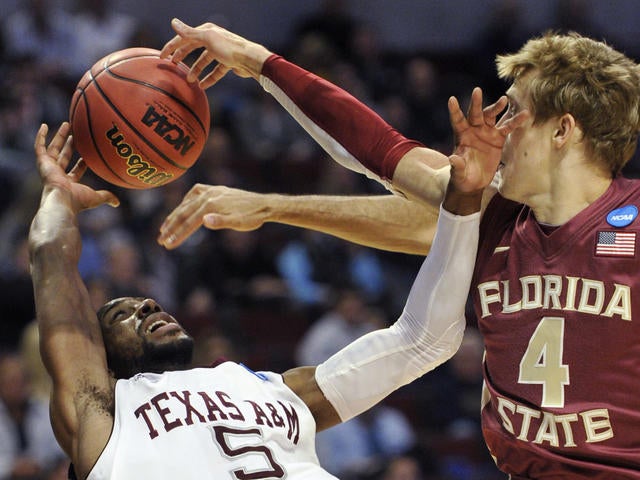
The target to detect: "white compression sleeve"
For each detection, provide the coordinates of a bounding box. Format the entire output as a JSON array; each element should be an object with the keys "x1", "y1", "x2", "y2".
[{"x1": 315, "y1": 206, "x2": 480, "y2": 422}]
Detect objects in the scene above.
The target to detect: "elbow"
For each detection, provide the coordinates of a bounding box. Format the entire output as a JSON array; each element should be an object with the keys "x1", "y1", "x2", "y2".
[
  {"x1": 440, "y1": 323, "x2": 466, "y2": 362},
  {"x1": 408, "y1": 315, "x2": 466, "y2": 372}
]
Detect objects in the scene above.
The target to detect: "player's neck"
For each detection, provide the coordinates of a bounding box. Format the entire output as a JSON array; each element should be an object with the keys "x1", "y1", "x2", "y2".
[{"x1": 531, "y1": 169, "x2": 612, "y2": 225}]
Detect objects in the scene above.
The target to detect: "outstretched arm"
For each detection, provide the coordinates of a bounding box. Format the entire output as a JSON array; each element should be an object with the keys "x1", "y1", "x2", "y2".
[
  {"x1": 283, "y1": 177, "x2": 483, "y2": 430},
  {"x1": 158, "y1": 19, "x2": 526, "y2": 254},
  {"x1": 161, "y1": 18, "x2": 444, "y2": 197},
  {"x1": 29, "y1": 123, "x2": 118, "y2": 471},
  {"x1": 158, "y1": 185, "x2": 437, "y2": 255},
  {"x1": 284, "y1": 107, "x2": 503, "y2": 429}
]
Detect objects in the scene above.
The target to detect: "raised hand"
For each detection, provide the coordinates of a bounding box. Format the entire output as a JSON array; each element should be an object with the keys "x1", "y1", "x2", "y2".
[
  {"x1": 160, "y1": 18, "x2": 272, "y2": 89},
  {"x1": 447, "y1": 87, "x2": 529, "y2": 193},
  {"x1": 158, "y1": 184, "x2": 269, "y2": 249},
  {"x1": 34, "y1": 123, "x2": 119, "y2": 211}
]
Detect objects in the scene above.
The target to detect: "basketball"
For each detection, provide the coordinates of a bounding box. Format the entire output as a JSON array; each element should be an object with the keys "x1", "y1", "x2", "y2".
[{"x1": 69, "y1": 47, "x2": 210, "y2": 189}]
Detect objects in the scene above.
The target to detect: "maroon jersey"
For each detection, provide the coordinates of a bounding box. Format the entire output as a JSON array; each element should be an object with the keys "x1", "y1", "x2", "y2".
[{"x1": 473, "y1": 176, "x2": 640, "y2": 478}]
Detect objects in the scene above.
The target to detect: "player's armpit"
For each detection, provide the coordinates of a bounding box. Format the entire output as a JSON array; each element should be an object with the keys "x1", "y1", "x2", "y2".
[{"x1": 282, "y1": 366, "x2": 341, "y2": 431}]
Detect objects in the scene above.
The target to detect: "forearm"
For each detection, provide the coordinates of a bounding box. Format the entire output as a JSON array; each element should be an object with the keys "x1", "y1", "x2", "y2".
[
  {"x1": 259, "y1": 55, "x2": 446, "y2": 195},
  {"x1": 264, "y1": 193, "x2": 437, "y2": 255},
  {"x1": 315, "y1": 205, "x2": 479, "y2": 423},
  {"x1": 29, "y1": 188, "x2": 102, "y2": 361}
]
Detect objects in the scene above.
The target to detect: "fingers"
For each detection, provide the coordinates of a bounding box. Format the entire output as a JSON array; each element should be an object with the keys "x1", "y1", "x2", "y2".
[
  {"x1": 200, "y1": 64, "x2": 230, "y2": 89},
  {"x1": 171, "y1": 44, "x2": 197, "y2": 67},
  {"x1": 448, "y1": 153, "x2": 466, "y2": 179},
  {"x1": 161, "y1": 19, "x2": 194, "y2": 60},
  {"x1": 187, "y1": 49, "x2": 216, "y2": 83},
  {"x1": 34, "y1": 124, "x2": 49, "y2": 154},
  {"x1": 158, "y1": 215, "x2": 202, "y2": 249},
  {"x1": 158, "y1": 197, "x2": 204, "y2": 248},
  {"x1": 467, "y1": 87, "x2": 485, "y2": 126},
  {"x1": 46, "y1": 122, "x2": 71, "y2": 159},
  {"x1": 483, "y1": 96, "x2": 508, "y2": 126},
  {"x1": 67, "y1": 157, "x2": 87, "y2": 181},
  {"x1": 57, "y1": 133, "x2": 74, "y2": 171},
  {"x1": 497, "y1": 109, "x2": 530, "y2": 136},
  {"x1": 448, "y1": 96, "x2": 468, "y2": 134},
  {"x1": 92, "y1": 189, "x2": 121, "y2": 209}
]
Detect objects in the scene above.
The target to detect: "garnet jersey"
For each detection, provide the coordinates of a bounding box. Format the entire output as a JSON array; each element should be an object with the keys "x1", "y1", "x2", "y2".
[
  {"x1": 474, "y1": 176, "x2": 640, "y2": 478},
  {"x1": 87, "y1": 362, "x2": 337, "y2": 480}
]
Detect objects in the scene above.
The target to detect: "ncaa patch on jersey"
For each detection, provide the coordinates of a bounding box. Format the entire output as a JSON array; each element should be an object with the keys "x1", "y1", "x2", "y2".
[
  {"x1": 595, "y1": 231, "x2": 636, "y2": 257},
  {"x1": 606, "y1": 205, "x2": 638, "y2": 227}
]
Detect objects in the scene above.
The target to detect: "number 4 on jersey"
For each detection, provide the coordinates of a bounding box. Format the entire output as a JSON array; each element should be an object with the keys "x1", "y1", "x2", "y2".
[{"x1": 518, "y1": 317, "x2": 570, "y2": 408}]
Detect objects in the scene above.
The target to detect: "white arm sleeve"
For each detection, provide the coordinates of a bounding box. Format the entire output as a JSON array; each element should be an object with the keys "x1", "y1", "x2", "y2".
[{"x1": 314, "y1": 206, "x2": 479, "y2": 421}]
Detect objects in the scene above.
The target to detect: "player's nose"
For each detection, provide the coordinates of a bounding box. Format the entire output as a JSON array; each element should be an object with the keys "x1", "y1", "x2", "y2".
[{"x1": 135, "y1": 298, "x2": 162, "y2": 319}]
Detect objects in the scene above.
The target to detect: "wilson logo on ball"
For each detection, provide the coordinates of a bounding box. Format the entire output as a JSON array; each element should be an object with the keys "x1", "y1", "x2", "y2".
[
  {"x1": 141, "y1": 105, "x2": 196, "y2": 157},
  {"x1": 106, "y1": 124, "x2": 174, "y2": 187}
]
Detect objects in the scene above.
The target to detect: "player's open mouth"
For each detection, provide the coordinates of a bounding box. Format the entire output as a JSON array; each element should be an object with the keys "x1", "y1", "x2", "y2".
[
  {"x1": 140, "y1": 312, "x2": 179, "y2": 335},
  {"x1": 147, "y1": 320, "x2": 170, "y2": 333}
]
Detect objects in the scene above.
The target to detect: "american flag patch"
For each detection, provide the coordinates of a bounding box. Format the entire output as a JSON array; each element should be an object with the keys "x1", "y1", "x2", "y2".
[{"x1": 595, "y1": 231, "x2": 636, "y2": 257}]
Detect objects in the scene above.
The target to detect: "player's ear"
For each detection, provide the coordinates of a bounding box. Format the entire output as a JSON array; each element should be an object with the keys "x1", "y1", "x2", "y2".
[{"x1": 553, "y1": 113, "x2": 577, "y2": 148}]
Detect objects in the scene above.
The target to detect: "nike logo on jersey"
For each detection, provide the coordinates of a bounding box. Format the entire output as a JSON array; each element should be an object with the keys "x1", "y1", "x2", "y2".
[{"x1": 493, "y1": 246, "x2": 510, "y2": 254}]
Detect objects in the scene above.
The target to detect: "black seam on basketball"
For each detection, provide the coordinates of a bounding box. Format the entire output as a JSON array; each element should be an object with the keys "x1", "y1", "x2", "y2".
[
  {"x1": 104, "y1": 60, "x2": 208, "y2": 134},
  {"x1": 91, "y1": 71, "x2": 188, "y2": 171},
  {"x1": 80, "y1": 71, "x2": 140, "y2": 188}
]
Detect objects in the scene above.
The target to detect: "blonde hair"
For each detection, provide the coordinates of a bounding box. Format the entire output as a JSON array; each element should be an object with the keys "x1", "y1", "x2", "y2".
[{"x1": 496, "y1": 32, "x2": 640, "y2": 176}]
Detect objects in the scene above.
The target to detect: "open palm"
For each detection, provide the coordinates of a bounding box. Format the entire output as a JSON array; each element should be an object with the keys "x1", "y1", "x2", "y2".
[{"x1": 34, "y1": 123, "x2": 119, "y2": 212}]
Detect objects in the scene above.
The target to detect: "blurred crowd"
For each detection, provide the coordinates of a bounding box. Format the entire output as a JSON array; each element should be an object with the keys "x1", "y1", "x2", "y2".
[{"x1": 1, "y1": 0, "x2": 638, "y2": 479}]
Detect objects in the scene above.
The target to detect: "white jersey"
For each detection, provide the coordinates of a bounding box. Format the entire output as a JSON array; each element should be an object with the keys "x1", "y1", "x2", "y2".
[{"x1": 87, "y1": 361, "x2": 337, "y2": 480}]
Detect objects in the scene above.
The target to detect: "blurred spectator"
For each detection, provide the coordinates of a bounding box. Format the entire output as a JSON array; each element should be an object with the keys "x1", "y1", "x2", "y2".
[
  {"x1": 473, "y1": 0, "x2": 529, "y2": 100},
  {"x1": 554, "y1": 0, "x2": 601, "y2": 38},
  {"x1": 0, "y1": 57, "x2": 66, "y2": 153},
  {"x1": 295, "y1": 288, "x2": 415, "y2": 478},
  {"x1": 1, "y1": 0, "x2": 76, "y2": 82},
  {"x1": 231, "y1": 89, "x2": 315, "y2": 170},
  {"x1": 293, "y1": 0, "x2": 357, "y2": 61},
  {"x1": 98, "y1": 228, "x2": 178, "y2": 310},
  {"x1": 69, "y1": 0, "x2": 145, "y2": 75},
  {"x1": 0, "y1": 235, "x2": 35, "y2": 350},
  {"x1": 295, "y1": 287, "x2": 382, "y2": 367},
  {"x1": 316, "y1": 406, "x2": 417, "y2": 479},
  {"x1": 401, "y1": 56, "x2": 451, "y2": 151},
  {"x1": 0, "y1": 351, "x2": 66, "y2": 480},
  {"x1": 378, "y1": 454, "x2": 425, "y2": 480},
  {"x1": 429, "y1": 327, "x2": 498, "y2": 479},
  {"x1": 347, "y1": 22, "x2": 400, "y2": 100},
  {"x1": 184, "y1": 228, "x2": 288, "y2": 309},
  {"x1": 277, "y1": 228, "x2": 389, "y2": 311},
  {"x1": 190, "y1": 327, "x2": 243, "y2": 368},
  {"x1": 76, "y1": 205, "x2": 122, "y2": 280}
]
